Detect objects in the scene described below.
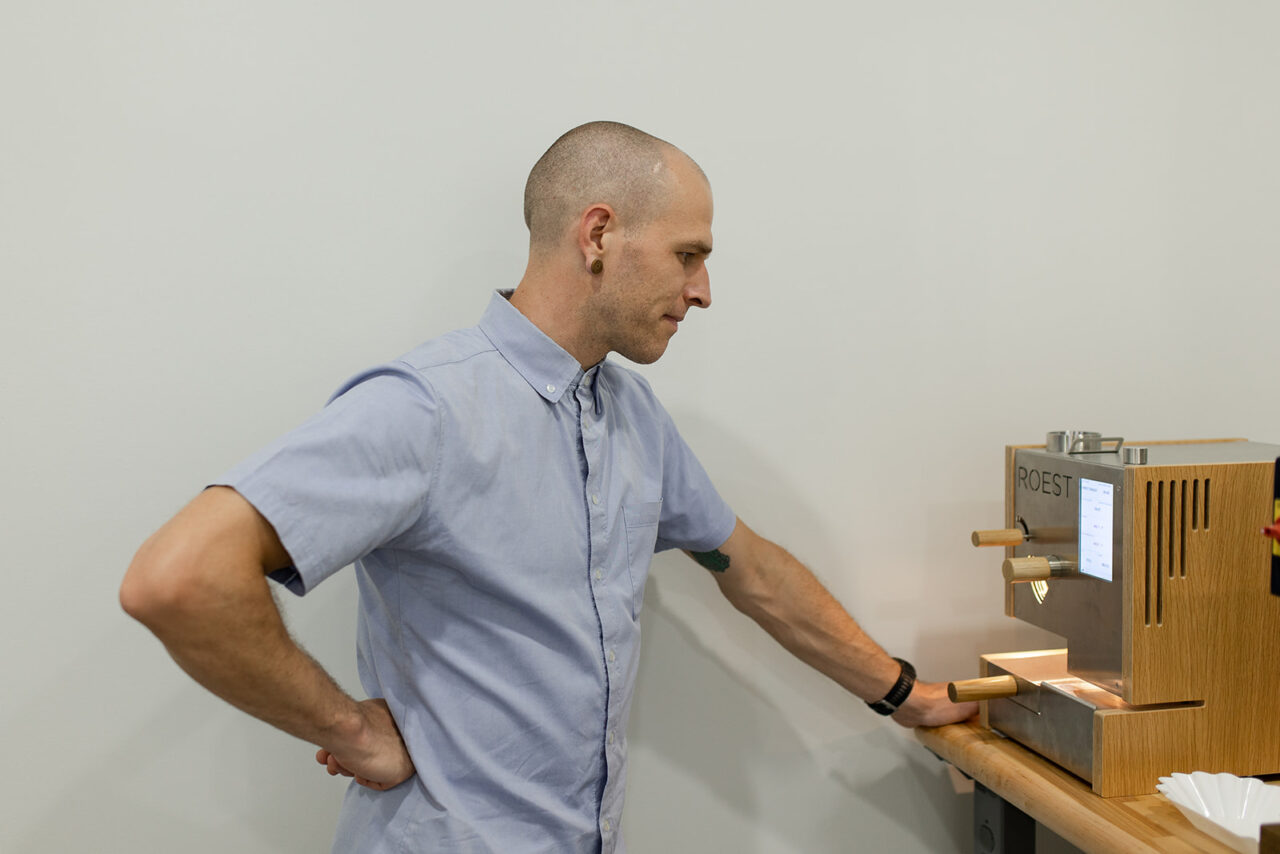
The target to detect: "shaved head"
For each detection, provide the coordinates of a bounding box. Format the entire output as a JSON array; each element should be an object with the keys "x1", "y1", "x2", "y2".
[
  {"x1": 511, "y1": 122, "x2": 714, "y2": 367},
  {"x1": 523, "y1": 121, "x2": 704, "y2": 249}
]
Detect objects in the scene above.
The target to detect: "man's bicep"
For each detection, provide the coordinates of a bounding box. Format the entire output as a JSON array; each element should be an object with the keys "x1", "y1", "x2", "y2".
[
  {"x1": 179, "y1": 486, "x2": 294, "y2": 574},
  {"x1": 685, "y1": 518, "x2": 789, "y2": 613},
  {"x1": 121, "y1": 485, "x2": 292, "y2": 623},
  {"x1": 685, "y1": 518, "x2": 759, "y2": 586}
]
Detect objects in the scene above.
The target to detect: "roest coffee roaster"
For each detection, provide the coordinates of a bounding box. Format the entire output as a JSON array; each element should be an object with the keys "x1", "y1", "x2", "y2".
[{"x1": 951, "y1": 432, "x2": 1280, "y2": 797}]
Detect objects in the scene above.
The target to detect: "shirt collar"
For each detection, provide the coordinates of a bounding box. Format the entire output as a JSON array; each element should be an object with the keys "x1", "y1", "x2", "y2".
[{"x1": 478, "y1": 290, "x2": 586, "y2": 405}]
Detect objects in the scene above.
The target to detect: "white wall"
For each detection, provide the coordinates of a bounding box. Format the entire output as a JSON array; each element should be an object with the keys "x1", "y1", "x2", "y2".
[{"x1": 4, "y1": 2, "x2": 1278, "y2": 851}]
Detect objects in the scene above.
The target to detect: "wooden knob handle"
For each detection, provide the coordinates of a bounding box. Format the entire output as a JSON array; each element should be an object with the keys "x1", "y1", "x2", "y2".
[
  {"x1": 972, "y1": 529, "x2": 1025, "y2": 547},
  {"x1": 1003, "y1": 555, "x2": 1054, "y2": 581},
  {"x1": 948, "y1": 675, "x2": 1018, "y2": 703},
  {"x1": 1003, "y1": 555, "x2": 1078, "y2": 581},
  {"x1": 1003, "y1": 556, "x2": 1052, "y2": 581}
]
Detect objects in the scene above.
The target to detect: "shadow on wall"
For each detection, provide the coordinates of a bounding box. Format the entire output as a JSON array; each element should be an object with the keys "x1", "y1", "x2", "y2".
[
  {"x1": 627, "y1": 573, "x2": 976, "y2": 853},
  {"x1": 620, "y1": 409, "x2": 1066, "y2": 852}
]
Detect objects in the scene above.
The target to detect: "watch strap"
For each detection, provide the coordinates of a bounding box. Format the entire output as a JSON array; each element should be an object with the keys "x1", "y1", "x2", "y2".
[{"x1": 867, "y1": 657, "x2": 916, "y2": 716}]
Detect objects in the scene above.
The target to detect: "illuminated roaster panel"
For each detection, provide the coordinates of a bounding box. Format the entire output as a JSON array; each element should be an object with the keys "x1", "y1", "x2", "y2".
[{"x1": 955, "y1": 433, "x2": 1280, "y2": 797}]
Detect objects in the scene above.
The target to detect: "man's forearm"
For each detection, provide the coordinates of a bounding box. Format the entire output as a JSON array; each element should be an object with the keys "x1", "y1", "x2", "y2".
[
  {"x1": 123, "y1": 525, "x2": 363, "y2": 746},
  {"x1": 155, "y1": 567, "x2": 361, "y2": 744},
  {"x1": 703, "y1": 519, "x2": 978, "y2": 728},
  {"x1": 120, "y1": 488, "x2": 413, "y2": 787},
  {"x1": 710, "y1": 535, "x2": 902, "y2": 703}
]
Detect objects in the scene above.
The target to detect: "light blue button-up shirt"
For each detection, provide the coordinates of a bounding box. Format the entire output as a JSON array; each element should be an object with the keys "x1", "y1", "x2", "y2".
[{"x1": 216, "y1": 292, "x2": 736, "y2": 854}]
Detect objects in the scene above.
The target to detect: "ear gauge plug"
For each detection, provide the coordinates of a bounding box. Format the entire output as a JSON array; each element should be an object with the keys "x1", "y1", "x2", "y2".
[{"x1": 590, "y1": 259, "x2": 603, "y2": 275}]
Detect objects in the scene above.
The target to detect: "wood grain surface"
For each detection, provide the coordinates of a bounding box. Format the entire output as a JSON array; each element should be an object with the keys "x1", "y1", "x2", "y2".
[{"x1": 915, "y1": 720, "x2": 1245, "y2": 853}]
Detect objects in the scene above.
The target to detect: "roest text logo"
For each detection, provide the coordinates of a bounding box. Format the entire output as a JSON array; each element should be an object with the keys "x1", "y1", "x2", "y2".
[{"x1": 1017, "y1": 467, "x2": 1073, "y2": 499}]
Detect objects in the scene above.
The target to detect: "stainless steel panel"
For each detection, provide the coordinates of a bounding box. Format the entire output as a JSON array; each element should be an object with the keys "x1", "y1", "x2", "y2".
[
  {"x1": 1011, "y1": 449, "x2": 1125, "y2": 694},
  {"x1": 986, "y1": 665, "x2": 1101, "y2": 783}
]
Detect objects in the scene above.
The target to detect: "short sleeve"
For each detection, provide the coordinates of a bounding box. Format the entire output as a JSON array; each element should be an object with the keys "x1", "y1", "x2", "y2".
[
  {"x1": 653, "y1": 408, "x2": 736, "y2": 554},
  {"x1": 211, "y1": 365, "x2": 438, "y2": 595}
]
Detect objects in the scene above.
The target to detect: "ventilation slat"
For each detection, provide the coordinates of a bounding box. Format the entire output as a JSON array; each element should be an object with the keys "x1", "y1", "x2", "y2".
[
  {"x1": 1180, "y1": 480, "x2": 1187, "y2": 577},
  {"x1": 1152, "y1": 481, "x2": 1162, "y2": 627},
  {"x1": 1142, "y1": 477, "x2": 1206, "y2": 629},
  {"x1": 1157, "y1": 481, "x2": 1165, "y2": 625}
]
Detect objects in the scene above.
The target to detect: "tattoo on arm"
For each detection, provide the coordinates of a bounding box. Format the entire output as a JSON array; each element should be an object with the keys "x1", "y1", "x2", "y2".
[{"x1": 690, "y1": 549, "x2": 730, "y2": 573}]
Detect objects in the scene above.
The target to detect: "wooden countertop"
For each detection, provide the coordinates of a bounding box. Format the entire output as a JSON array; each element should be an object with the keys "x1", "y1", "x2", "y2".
[{"x1": 914, "y1": 720, "x2": 1237, "y2": 853}]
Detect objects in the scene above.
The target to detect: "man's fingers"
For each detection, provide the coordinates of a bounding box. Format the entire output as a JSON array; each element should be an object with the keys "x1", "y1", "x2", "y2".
[
  {"x1": 314, "y1": 697, "x2": 416, "y2": 789},
  {"x1": 316, "y1": 748, "x2": 355, "y2": 778}
]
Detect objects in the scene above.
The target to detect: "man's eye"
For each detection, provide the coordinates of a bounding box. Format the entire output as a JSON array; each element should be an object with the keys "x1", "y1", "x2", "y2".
[{"x1": 678, "y1": 252, "x2": 692, "y2": 263}]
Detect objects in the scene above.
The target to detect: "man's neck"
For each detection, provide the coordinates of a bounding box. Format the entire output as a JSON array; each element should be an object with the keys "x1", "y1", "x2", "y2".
[{"x1": 508, "y1": 269, "x2": 605, "y2": 368}]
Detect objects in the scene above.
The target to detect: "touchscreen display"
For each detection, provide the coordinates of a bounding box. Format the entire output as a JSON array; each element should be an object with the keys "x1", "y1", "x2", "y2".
[{"x1": 1079, "y1": 478, "x2": 1114, "y2": 582}]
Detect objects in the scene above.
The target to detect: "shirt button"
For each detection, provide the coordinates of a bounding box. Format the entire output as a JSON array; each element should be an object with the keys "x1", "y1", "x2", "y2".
[
  {"x1": 546, "y1": 384, "x2": 556, "y2": 394},
  {"x1": 607, "y1": 649, "x2": 616, "y2": 663},
  {"x1": 602, "y1": 819, "x2": 612, "y2": 833},
  {"x1": 608, "y1": 730, "x2": 615, "y2": 745},
  {"x1": 594, "y1": 569, "x2": 603, "y2": 581},
  {"x1": 591, "y1": 494, "x2": 600, "y2": 505}
]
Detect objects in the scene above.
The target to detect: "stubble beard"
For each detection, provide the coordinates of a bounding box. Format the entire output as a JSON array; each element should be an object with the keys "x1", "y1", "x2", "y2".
[{"x1": 591, "y1": 255, "x2": 672, "y2": 366}]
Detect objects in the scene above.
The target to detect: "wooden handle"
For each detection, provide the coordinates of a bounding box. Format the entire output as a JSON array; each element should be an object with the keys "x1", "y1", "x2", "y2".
[
  {"x1": 1003, "y1": 556, "x2": 1052, "y2": 581},
  {"x1": 972, "y1": 529, "x2": 1025, "y2": 547},
  {"x1": 948, "y1": 675, "x2": 1019, "y2": 703}
]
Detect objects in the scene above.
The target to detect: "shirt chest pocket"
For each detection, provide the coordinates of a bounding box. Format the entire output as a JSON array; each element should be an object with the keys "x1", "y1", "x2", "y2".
[{"x1": 622, "y1": 500, "x2": 662, "y2": 618}]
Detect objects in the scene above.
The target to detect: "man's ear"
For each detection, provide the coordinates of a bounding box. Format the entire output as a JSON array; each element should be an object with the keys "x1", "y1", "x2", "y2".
[{"x1": 577, "y1": 204, "x2": 615, "y2": 264}]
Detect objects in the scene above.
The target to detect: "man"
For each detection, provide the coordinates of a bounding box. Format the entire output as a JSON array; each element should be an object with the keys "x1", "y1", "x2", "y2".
[{"x1": 120, "y1": 121, "x2": 975, "y2": 853}]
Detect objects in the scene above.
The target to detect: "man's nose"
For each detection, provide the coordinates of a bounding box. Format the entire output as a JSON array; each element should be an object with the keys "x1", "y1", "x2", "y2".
[{"x1": 684, "y1": 267, "x2": 711, "y2": 310}]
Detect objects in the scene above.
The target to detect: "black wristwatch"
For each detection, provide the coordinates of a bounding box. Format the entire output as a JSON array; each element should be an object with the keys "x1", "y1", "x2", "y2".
[{"x1": 866, "y1": 657, "x2": 916, "y2": 716}]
